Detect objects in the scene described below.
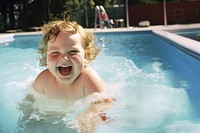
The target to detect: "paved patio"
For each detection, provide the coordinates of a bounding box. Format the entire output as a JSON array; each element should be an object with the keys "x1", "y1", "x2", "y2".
[{"x1": 0, "y1": 23, "x2": 200, "y2": 36}]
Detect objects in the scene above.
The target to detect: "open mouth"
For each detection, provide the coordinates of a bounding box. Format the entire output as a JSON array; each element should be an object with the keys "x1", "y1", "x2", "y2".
[{"x1": 58, "y1": 66, "x2": 72, "y2": 76}]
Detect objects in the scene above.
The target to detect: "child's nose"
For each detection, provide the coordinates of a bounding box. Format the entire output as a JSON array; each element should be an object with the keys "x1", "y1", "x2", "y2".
[
  {"x1": 63, "y1": 55, "x2": 69, "y2": 61},
  {"x1": 58, "y1": 55, "x2": 69, "y2": 65}
]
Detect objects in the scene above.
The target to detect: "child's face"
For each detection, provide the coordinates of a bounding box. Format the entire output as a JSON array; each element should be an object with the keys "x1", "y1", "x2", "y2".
[{"x1": 46, "y1": 31, "x2": 85, "y2": 83}]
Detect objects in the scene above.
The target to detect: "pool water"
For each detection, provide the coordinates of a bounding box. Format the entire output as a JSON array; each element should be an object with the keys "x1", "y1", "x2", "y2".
[
  {"x1": 1, "y1": 31, "x2": 200, "y2": 133},
  {"x1": 173, "y1": 29, "x2": 200, "y2": 42}
]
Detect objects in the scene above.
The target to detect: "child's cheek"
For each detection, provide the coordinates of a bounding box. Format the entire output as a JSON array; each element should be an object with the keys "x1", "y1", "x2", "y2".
[
  {"x1": 71, "y1": 53, "x2": 83, "y2": 58},
  {"x1": 47, "y1": 55, "x2": 57, "y2": 62},
  {"x1": 71, "y1": 54, "x2": 77, "y2": 58},
  {"x1": 71, "y1": 54, "x2": 84, "y2": 61}
]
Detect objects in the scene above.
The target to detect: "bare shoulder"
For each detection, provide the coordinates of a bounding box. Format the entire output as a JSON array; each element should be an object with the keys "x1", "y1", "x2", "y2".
[
  {"x1": 33, "y1": 69, "x2": 51, "y2": 94},
  {"x1": 82, "y1": 67, "x2": 105, "y2": 95},
  {"x1": 83, "y1": 67, "x2": 103, "y2": 82}
]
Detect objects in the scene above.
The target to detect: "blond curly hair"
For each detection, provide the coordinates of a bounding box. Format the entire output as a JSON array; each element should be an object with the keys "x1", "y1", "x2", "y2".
[{"x1": 38, "y1": 20, "x2": 99, "y2": 66}]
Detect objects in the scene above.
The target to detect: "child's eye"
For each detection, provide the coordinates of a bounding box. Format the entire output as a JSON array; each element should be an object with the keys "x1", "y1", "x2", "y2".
[
  {"x1": 51, "y1": 52, "x2": 59, "y2": 56},
  {"x1": 69, "y1": 50, "x2": 79, "y2": 55}
]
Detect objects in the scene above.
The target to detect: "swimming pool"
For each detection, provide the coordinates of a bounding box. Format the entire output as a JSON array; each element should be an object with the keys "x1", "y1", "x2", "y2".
[
  {"x1": 168, "y1": 28, "x2": 200, "y2": 42},
  {"x1": 1, "y1": 30, "x2": 200, "y2": 133}
]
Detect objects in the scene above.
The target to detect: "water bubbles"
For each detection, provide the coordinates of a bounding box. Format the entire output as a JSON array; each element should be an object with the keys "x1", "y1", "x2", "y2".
[
  {"x1": 0, "y1": 42, "x2": 11, "y2": 46},
  {"x1": 100, "y1": 37, "x2": 106, "y2": 48},
  {"x1": 22, "y1": 63, "x2": 42, "y2": 74},
  {"x1": 159, "y1": 120, "x2": 200, "y2": 133}
]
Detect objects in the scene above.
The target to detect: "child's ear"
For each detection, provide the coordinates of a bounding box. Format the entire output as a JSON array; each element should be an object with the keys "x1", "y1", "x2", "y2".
[
  {"x1": 84, "y1": 59, "x2": 88, "y2": 64},
  {"x1": 84, "y1": 59, "x2": 89, "y2": 67}
]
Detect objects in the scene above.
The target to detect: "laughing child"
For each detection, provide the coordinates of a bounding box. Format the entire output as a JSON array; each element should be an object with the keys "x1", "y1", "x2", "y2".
[
  {"x1": 33, "y1": 19, "x2": 105, "y2": 101},
  {"x1": 31, "y1": 18, "x2": 116, "y2": 132}
]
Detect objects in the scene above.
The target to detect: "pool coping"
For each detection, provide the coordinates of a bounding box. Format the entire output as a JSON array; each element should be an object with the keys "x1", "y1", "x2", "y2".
[
  {"x1": 153, "y1": 30, "x2": 200, "y2": 54},
  {"x1": 153, "y1": 30, "x2": 200, "y2": 61},
  {"x1": 1, "y1": 23, "x2": 200, "y2": 34},
  {"x1": 1, "y1": 24, "x2": 200, "y2": 58},
  {"x1": 0, "y1": 34, "x2": 15, "y2": 43},
  {"x1": 0, "y1": 32, "x2": 41, "y2": 43}
]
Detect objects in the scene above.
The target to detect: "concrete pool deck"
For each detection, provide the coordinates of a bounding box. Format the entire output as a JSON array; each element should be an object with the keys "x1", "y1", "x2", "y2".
[
  {"x1": 1, "y1": 23, "x2": 200, "y2": 63},
  {"x1": 1, "y1": 23, "x2": 200, "y2": 55},
  {"x1": 0, "y1": 23, "x2": 200, "y2": 36},
  {"x1": 88, "y1": 23, "x2": 200, "y2": 33}
]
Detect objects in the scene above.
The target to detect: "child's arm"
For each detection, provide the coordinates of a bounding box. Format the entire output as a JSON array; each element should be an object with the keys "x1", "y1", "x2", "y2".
[
  {"x1": 83, "y1": 67, "x2": 105, "y2": 95},
  {"x1": 75, "y1": 98, "x2": 116, "y2": 132},
  {"x1": 32, "y1": 69, "x2": 49, "y2": 94},
  {"x1": 75, "y1": 67, "x2": 114, "y2": 132}
]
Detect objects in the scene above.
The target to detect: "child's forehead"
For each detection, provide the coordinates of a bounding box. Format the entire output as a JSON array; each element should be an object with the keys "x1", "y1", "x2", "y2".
[
  {"x1": 48, "y1": 31, "x2": 81, "y2": 45},
  {"x1": 59, "y1": 31, "x2": 81, "y2": 39}
]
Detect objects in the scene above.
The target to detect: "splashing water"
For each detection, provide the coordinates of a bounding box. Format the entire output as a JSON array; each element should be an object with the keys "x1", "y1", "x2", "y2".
[{"x1": 1, "y1": 34, "x2": 200, "y2": 133}]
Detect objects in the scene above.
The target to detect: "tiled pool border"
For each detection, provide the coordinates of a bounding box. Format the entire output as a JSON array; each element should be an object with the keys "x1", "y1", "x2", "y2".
[
  {"x1": 95, "y1": 30, "x2": 200, "y2": 62},
  {"x1": 153, "y1": 30, "x2": 200, "y2": 62},
  {"x1": 1, "y1": 29, "x2": 200, "y2": 62},
  {"x1": 164, "y1": 28, "x2": 200, "y2": 34}
]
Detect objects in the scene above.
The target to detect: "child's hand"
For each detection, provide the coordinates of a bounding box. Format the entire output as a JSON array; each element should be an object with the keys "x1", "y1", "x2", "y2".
[
  {"x1": 91, "y1": 98, "x2": 116, "y2": 112},
  {"x1": 76, "y1": 112, "x2": 111, "y2": 133},
  {"x1": 92, "y1": 97, "x2": 116, "y2": 104},
  {"x1": 75, "y1": 98, "x2": 116, "y2": 132}
]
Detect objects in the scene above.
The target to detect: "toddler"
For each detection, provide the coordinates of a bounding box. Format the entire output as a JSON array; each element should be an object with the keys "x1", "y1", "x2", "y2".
[{"x1": 33, "y1": 19, "x2": 104, "y2": 101}]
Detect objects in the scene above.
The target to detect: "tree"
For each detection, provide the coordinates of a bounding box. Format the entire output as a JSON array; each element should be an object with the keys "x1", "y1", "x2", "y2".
[
  {"x1": 0, "y1": 0, "x2": 15, "y2": 30},
  {"x1": 0, "y1": 0, "x2": 36, "y2": 31},
  {"x1": 49, "y1": 0, "x2": 66, "y2": 16}
]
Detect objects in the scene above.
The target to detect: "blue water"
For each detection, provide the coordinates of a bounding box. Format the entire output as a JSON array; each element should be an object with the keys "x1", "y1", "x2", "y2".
[
  {"x1": 174, "y1": 29, "x2": 200, "y2": 41},
  {"x1": 1, "y1": 32, "x2": 200, "y2": 133}
]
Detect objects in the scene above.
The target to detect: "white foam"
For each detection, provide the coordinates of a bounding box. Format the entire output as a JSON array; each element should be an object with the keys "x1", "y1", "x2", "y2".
[
  {"x1": 22, "y1": 63, "x2": 42, "y2": 74},
  {"x1": 111, "y1": 85, "x2": 191, "y2": 128},
  {"x1": 90, "y1": 55, "x2": 193, "y2": 131},
  {"x1": 7, "y1": 76, "x2": 34, "y2": 89},
  {"x1": 160, "y1": 120, "x2": 200, "y2": 133},
  {"x1": 2, "y1": 52, "x2": 194, "y2": 132}
]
